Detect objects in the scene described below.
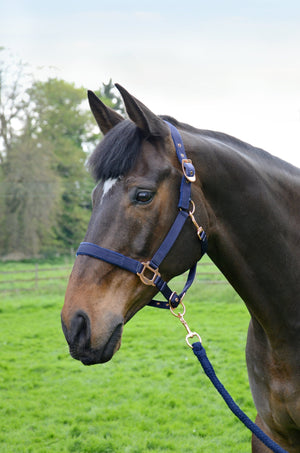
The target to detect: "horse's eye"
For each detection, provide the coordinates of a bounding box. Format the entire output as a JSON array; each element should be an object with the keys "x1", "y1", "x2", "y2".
[{"x1": 135, "y1": 190, "x2": 154, "y2": 204}]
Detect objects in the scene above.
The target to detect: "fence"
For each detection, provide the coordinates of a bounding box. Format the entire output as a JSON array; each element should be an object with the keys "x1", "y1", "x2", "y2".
[
  {"x1": 0, "y1": 260, "x2": 227, "y2": 293},
  {"x1": 0, "y1": 264, "x2": 73, "y2": 293}
]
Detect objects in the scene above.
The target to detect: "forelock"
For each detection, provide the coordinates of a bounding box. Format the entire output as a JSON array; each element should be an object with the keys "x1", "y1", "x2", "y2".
[{"x1": 88, "y1": 120, "x2": 144, "y2": 181}]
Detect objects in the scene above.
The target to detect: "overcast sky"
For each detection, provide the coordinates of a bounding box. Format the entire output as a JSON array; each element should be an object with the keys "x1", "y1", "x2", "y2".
[{"x1": 1, "y1": 0, "x2": 300, "y2": 167}]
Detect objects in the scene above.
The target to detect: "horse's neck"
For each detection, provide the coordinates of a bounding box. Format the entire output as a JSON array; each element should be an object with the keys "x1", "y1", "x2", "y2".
[{"x1": 190, "y1": 132, "x2": 300, "y2": 340}]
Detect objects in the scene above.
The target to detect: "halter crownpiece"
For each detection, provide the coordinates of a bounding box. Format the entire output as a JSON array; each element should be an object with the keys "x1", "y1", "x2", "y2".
[{"x1": 76, "y1": 121, "x2": 208, "y2": 309}]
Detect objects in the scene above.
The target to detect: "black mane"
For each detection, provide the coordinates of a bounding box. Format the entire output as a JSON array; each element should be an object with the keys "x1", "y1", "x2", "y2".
[
  {"x1": 88, "y1": 120, "x2": 144, "y2": 181},
  {"x1": 88, "y1": 115, "x2": 298, "y2": 183}
]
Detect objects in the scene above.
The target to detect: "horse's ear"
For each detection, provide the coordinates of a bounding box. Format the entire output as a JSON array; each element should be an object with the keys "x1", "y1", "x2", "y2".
[
  {"x1": 115, "y1": 84, "x2": 169, "y2": 138},
  {"x1": 87, "y1": 90, "x2": 124, "y2": 135}
]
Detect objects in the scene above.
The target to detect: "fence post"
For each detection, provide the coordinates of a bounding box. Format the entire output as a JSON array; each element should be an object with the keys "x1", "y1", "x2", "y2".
[{"x1": 35, "y1": 264, "x2": 38, "y2": 290}]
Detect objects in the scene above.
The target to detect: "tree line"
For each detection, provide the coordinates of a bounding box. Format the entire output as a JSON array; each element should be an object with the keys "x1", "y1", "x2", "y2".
[{"x1": 0, "y1": 49, "x2": 123, "y2": 258}]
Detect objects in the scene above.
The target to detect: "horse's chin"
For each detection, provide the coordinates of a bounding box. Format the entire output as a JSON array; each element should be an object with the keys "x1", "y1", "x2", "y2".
[{"x1": 69, "y1": 323, "x2": 123, "y2": 365}]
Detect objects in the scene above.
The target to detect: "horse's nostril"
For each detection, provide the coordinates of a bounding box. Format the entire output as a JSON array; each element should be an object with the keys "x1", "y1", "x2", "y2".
[{"x1": 69, "y1": 311, "x2": 91, "y2": 349}]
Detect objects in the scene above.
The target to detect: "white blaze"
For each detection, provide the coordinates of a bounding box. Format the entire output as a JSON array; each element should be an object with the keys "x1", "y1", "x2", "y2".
[{"x1": 100, "y1": 178, "x2": 118, "y2": 204}]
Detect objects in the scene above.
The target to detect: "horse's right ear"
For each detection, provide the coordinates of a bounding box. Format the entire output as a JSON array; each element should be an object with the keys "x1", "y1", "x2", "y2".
[
  {"x1": 87, "y1": 90, "x2": 124, "y2": 135},
  {"x1": 115, "y1": 84, "x2": 170, "y2": 139}
]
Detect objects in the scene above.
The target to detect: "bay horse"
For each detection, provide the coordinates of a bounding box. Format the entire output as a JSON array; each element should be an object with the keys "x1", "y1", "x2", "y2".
[{"x1": 61, "y1": 85, "x2": 300, "y2": 452}]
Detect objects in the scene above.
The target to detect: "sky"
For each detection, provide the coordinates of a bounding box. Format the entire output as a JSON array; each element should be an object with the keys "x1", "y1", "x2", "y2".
[{"x1": 1, "y1": 0, "x2": 300, "y2": 167}]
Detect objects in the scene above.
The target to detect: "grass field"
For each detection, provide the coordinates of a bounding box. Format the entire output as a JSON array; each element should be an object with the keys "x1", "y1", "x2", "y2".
[{"x1": 0, "y1": 258, "x2": 255, "y2": 452}]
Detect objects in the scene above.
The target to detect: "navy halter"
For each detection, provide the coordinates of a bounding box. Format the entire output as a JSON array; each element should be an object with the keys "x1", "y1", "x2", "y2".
[{"x1": 76, "y1": 121, "x2": 208, "y2": 309}]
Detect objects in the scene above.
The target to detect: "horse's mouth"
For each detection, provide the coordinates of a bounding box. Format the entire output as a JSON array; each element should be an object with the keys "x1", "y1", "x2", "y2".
[{"x1": 68, "y1": 322, "x2": 123, "y2": 365}]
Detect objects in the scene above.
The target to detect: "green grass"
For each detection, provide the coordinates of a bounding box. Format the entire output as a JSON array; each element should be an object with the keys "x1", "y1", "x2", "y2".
[{"x1": 0, "y1": 261, "x2": 254, "y2": 452}]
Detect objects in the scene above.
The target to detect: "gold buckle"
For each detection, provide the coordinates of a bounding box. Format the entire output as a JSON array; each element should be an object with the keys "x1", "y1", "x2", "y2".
[
  {"x1": 182, "y1": 158, "x2": 196, "y2": 182},
  {"x1": 137, "y1": 261, "x2": 161, "y2": 286}
]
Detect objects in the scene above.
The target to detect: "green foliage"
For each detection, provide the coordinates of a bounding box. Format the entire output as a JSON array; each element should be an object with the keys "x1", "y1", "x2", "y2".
[
  {"x1": 28, "y1": 78, "x2": 95, "y2": 251},
  {"x1": 0, "y1": 48, "x2": 32, "y2": 157},
  {"x1": 0, "y1": 51, "x2": 125, "y2": 257},
  {"x1": 95, "y1": 78, "x2": 125, "y2": 116},
  {"x1": 0, "y1": 263, "x2": 254, "y2": 452},
  {"x1": 1, "y1": 126, "x2": 59, "y2": 255}
]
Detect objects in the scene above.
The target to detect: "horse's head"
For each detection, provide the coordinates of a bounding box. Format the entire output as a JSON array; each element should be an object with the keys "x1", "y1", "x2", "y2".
[{"x1": 61, "y1": 85, "x2": 209, "y2": 365}]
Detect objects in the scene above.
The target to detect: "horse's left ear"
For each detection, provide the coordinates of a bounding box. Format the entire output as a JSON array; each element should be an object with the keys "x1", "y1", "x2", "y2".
[
  {"x1": 88, "y1": 90, "x2": 124, "y2": 135},
  {"x1": 115, "y1": 84, "x2": 169, "y2": 139}
]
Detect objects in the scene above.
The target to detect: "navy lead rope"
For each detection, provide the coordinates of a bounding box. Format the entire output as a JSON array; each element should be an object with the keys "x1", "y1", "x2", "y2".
[{"x1": 192, "y1": 342, "x2": 288, "y2": 453}]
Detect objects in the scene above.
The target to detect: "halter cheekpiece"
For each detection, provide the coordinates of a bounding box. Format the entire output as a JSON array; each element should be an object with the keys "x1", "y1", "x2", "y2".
[{"x1": 76, "y1": 121, "x2": 208, "y2": 309}]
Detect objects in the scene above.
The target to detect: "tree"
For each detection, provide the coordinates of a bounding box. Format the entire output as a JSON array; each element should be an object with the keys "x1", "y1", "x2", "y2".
[
  {"x1": 0, "y1": 49, "x2": 31, "y2": 162},
  {"x1": 0, "y1": 49, "x2": 125, "y2": 257},
  {"x1": 0, "y1": 51, "x2": 59, "y2": 257},
  {"x1": 1, "y1": 127, "x2": 59, "y2": 256},
  {"x1": 95, "y1": 78, "x2": 125, "y2": 116},
  {"x1": 28, "y1": 78, "x2": 96, "y2": 251}
]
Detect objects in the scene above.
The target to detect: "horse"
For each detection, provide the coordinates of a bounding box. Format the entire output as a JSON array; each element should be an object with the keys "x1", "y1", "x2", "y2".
[{"x1": 61, "y1": 84, "x2": 300, "y2": 452}]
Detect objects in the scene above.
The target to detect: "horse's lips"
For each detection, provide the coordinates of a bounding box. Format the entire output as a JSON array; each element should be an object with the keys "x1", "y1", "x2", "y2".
[
  {"x1": 74, "y1": 322, "x2": 123, "y2": 366},
  {"x1": 99, "y1": 322, "x2": 123, "y2": 363}
]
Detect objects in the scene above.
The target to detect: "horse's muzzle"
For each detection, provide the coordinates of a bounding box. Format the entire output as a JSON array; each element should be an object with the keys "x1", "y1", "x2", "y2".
[{"x1": 61, "y1": 310, "x2": 123, "y2": 365}]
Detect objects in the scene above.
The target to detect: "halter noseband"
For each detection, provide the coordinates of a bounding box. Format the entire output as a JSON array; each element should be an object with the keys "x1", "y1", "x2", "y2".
[{"x1": 76, "y1": 121, "x2": 208, "y2": 309}]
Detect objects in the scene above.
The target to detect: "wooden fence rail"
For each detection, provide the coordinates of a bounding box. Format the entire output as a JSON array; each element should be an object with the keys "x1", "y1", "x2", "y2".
[
  {"x1": 0, "y1": 261, "x2": 227, "y2": 293},
  {"x1": 0, "y1": 264, "x2": 73, "y2": 293}
]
